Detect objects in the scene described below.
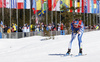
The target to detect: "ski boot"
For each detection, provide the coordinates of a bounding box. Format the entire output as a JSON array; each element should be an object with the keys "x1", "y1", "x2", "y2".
[
  {"x1": 78, "y1": 48, "x2": 82, "y2": 55},
  {"x1": 65, "y1": 49, "x2": 71, "y2": 56}
]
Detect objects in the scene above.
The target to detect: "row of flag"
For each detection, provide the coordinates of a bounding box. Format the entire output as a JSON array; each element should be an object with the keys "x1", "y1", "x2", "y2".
[
  {"x1": 0, "y1": 0, "x2": 30, "y2": 9},
  {"x1": 0, "y1": 0, "x2": 100, "y2": 14}
]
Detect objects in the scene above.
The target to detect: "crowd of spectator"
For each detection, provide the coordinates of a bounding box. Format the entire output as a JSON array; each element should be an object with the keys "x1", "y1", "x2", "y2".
[{"x1": 0, "y1": 21, "x2": 100, "y2": 35}]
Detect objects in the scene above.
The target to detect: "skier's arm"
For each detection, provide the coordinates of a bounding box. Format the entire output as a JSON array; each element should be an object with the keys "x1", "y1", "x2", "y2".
[
  {"x1": 71, "y1": 23, "x2": 74, "y2": 32},
  {"x1": 79, "y1": 22, "x2": 84, "y2": 33}
]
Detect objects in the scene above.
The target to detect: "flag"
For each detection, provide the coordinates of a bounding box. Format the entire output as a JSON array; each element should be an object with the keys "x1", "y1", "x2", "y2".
[
  {"x1": 80, "y1": 0, "x2": 82, "y2": 13},
  {"x1": 60, "y1": 0, "x2": 65, "y2": 11},
  {"x1": 97, "y1": 0, "x2": 99, "y2": 13},
  {"x1": 70, "y1": 0, "x2": 73, "y2": 12},
  {"x1": 65, "y1": 0, "x2": 70, "y2": 12},
  {"x1": 24, "y1": 0, "x2": 30, "y2": 9},
  {"x1": 41, "y1": 0, "x2": 46, "y2": 16},
  {"x1": 75, "y1": 0, "x2": 77, "y2": 12},
  {"x1": 36, "y1": 0, "x2": 41, "y2": 10},
  {"x1": 87, "y1": 0, "x2": 90, "y2": 13},
  {"x1": 32, "y1": 0, "x2": 36, "y2": 14},
  {"x1": 32, "y1": 0, "x2": 39, "y2": 14},
  {"x1": 42, "y1": 0, "x2": 47, "y2": 10},
  {"x1": 94, "y1": 0, "x2": 97, "y2": 13},
  {"x1": 38, "y1": 10, "x2": 46, "y2": 16},
  {"x1": 91, "y1": 0, "x2": 94, "y2": 13},
  {"x1": 52, "y1": 0, "x2": 60, "y2": 11},
  {"x1": 17, "y1": 0, "x2": 24, "y2": 9},
  {"x1": 77, "y1": 0, "x2": 80, "y2": 13},
  {"x1": 3, "y1": 0, "x2": 6, "y2": 8},
  {"x1": 48, "y1": 0, "x2": 52, "y2": 11},
  {"x1": 11, "y1": 0, "x2": 17, "y2": 8},
  {"x1": 82, "y1": 0, "x2": 84, "y2": 13},
  {"x1": 84, "y1": 0, "x2": 87, "y2": 13},
  {"x1": 6, "y1": 0, "x2": 10, "y2": 8},
  {"x1": 38, "y1": 10, "x2": 42, "y2": 16},
  {"x1": 0, "y1": 0, "x2": 2, "y2": 8},
  {"x1": 2, "y1": 0, "x2": 10, "y2": 8}
]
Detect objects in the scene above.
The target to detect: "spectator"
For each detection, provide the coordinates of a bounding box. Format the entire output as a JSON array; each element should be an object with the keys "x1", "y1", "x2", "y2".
[
  {"x1": 7, "y1": 27, "x2": 11, "y2": 34},
  {"x1": 23, "y1": 24, "x2": 27, "y2": 37},
  {"x1": 4, "y1": 25, "x2": 8, "y2": 33}
]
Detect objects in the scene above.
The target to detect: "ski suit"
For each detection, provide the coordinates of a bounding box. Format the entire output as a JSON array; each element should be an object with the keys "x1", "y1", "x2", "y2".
[{"x1": 68, "y1": 20, "x2": 84, "y2": 49}]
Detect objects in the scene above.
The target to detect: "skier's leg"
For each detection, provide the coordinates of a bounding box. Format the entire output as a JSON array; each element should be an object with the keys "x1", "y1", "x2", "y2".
[
  {"x1": 67, "y1": 33, "x2": 77, "y2": 54},
  {"x1": 78, "y1": 32, "x2": 83, "y2": 54}
]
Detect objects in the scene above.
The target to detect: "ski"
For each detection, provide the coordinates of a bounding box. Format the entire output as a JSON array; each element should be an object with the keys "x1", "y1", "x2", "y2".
[
  {"x1": 62, "y1": 54, "x2": 74, "y2": 57},
  {"x1": 74, "y1": 54, "x2": 87, "y2": 57}
]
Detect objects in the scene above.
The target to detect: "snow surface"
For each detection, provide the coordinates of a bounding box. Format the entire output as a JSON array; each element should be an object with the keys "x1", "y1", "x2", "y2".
[{"x1": 0, "y1": 31, "x2": 100, "y2": 62}]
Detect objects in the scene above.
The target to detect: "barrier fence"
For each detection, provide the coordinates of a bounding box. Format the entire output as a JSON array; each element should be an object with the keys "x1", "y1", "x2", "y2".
[{"x1": 0, "y1": 29, "x2": 98, "y2": 39}]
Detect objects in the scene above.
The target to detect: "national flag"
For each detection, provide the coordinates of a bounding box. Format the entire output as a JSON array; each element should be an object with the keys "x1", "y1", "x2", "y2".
[
  {"x1": 52, "y1": 0, "x2": 60, "y2": 11},
  {"x1": 80, "y1": 0, "x2": 82, "y2": 13},
  {"x1": 94, "y1": 0, "x2": 97, "y2": 13},
  {"x1": 60, "y1": 0, "x2": 65, "y2": 11},
  {"x1": 36, "y1": 0, "x2": 41, "y2": 11},
  {"x1": 60, "y1": 0, "x2": 65, "y2": 7},
  {"x1": 84, "y1": 0, "x2": 87, "y2": 13},
  {"x1": 11, "y1": 0, "x2": 17, "y2": 8},
  {"x1": 48, "y1": 0, "x2": 52, "y2": 11},
  {"x1": 87, "y1": 0, "x2": 90, "y2": 13},
  {"x1": 6, "y1": 0, "x2": 10, "y2": 8},
  {"x1": 38, "y1": 10, "x2": 42, "y2": 16},
  {"x1": 97, "y1": 0, "x2": 99, "y2": 13},
  {"x1": 0, "y1": 0, "x2": 2, "y2": 8},
  {"x1": 17, "y1": 0, "x2": 24, "y2": 9},
  {"x1": 24, "y1": 0, "x2": 30, "y2": 9},
  {"x1": 65, "y1": 0, "x2": 70, "y2": 12},
  {"x1": 2, "y1": 0, "x2": 10, "y2": 8},
  {"x1": 75, "y1": 0, "x2": 77, "y2": 12},
  {"x1": 81, "y1": 0, "x2": 84, "y2": 13},
  {"x1": 32, "y1": 0, "x2": 39, "y2": 14},
  {"x1": 41, "y1": 0, "x2": 46, "y2": 16},
  {"x1": 38, "y1": 10, "x2": 46, "y2": 16},
  {"x1": 70, "y1": 0, "x2": 73, "y2": 12},
  {"x1": 42, "y1": 0, "x2": 47, "y2": 10},
  {"x1": 77, "y1": 0, "x2": 80, "y2": 13},
  {"x1": 3, "y1": 0, "x2": 6, "y2": 8},
  {"x1": 32, "y1": 0, "x2": 36, "y2": 14},
  {"x1": 91, "y1": 0, "x2": 94, "y2": 13}
]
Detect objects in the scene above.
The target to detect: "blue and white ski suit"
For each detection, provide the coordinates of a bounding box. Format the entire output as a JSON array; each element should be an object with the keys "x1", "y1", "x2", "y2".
[{"x1": 68, "y1": 21, "x2": 85, "y2": 49}]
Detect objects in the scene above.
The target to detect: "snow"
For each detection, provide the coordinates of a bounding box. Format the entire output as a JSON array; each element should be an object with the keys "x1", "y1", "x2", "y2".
[{"x1": 0, "y1": 31, "x2": 100, "y2": 62}]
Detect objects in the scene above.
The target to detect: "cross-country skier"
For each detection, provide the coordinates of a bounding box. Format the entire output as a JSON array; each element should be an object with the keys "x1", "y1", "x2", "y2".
[{"x1": 66, "y1": 19, "x2": 85, "y2": 55}]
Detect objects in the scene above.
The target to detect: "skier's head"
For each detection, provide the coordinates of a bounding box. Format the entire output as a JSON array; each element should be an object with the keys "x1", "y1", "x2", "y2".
[{"x1": 74, "y1": 21, "x2": 79, "y2": 28}]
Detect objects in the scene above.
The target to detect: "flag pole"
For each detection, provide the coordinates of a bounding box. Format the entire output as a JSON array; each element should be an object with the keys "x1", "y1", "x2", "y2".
[
  {"x1": 84, "y1": 0, "x2": 85, "y2": 26},
  {"x1": 29, "y1": 0, "x2": 31, "y2": 36},
  {"x1": 16, "y1": 0, "x2": 18, "y2": 38},
  {"x1": 55, "y1": 4, "x2": 57, "y2": 36},
  {"x1": 2, "y1": 0, "x2": 4, "y2": 27},
  {"x1": 99, "y1": 1, "x2": 100, "y2": 25},
  {"x1": 87, "y1": 0, "x2": 88, "y2": 28},
  {"x1": 35, "y1": 0, "x2": 37, "y2": 36},
  {"x1": 51, "y1": 5, "x2": 53, "y2": 36},
  {"x1": 96, "y1": 0, "x2": 97, "y2": 25},
  {"x1": 23, "y1": 0, "x2": 25, "y2": 37},
  {"x1": 10, "y1": 0, "x2": 11, "y2": 38},
  {"x1": 46, "y1": 0, "x2": 48, "y2": 25}
]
